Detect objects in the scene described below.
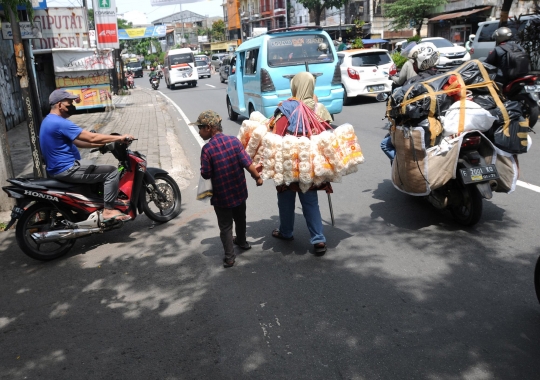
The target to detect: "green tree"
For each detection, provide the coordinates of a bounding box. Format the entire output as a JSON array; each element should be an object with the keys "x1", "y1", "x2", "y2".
[
  {"x1": 212, "y1": 19, "x2": 226, "y2": 41},
  {"x1": 383, "y1": 0, "x2": 447, "y2": 36},
  {"x1": 117, "y1": 18, "x2": 133, "y2": 30},
  {"x1": 297, "y1": 0, "x2": 347, "y2": 26},
  {"x1": 0, "y1": 0, "x2": 34, "y2": 21}
]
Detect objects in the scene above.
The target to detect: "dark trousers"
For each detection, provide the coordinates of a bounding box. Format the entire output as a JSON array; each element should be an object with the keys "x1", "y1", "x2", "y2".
[
  {"x1": 52, "y1": 160, "x2": 119, "y2": 209},
  {"x1": 214, "y1": 201, "x2": 247, "y2": 261}
]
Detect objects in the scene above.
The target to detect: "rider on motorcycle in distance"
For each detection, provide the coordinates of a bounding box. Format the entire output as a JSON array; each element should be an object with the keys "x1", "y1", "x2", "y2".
[
  {"x1": 148, "y1": 66, "x2": 158, "y2": 85},
  {"x1": 382, "y1": 42, "x2": 441, "y2": 163},
  {"x1": 484, "y1": 26, "x2": 527, "y2": 87}
]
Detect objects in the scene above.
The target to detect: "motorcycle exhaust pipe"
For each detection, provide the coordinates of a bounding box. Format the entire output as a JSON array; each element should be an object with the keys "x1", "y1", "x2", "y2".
[{"x1": 31, "y1": 228, "x2": 101, "y2": 243}]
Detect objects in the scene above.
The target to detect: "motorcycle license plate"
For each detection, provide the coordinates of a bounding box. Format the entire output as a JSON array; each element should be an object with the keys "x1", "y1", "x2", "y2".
[
  {"x1": 459, "y1": 165, "x2": 499, "y2": 184},
  {"x1": 367, "y1": 85, "x2": 385, "y2": 92}
]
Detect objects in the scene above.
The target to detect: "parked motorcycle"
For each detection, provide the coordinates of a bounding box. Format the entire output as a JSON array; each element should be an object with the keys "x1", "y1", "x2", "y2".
[
  {"x1": 151, "y1": 77, "x2": 160, "y2": 90},
  {"x1": 127, "y1": 74, "x2": 135, "y2": 89},
  {"x1": 503, "y1": 74, "x2": 539, "y2": 128},
  {"x1": 2, "y1": 137, "x2": 182, "y2": 261}
]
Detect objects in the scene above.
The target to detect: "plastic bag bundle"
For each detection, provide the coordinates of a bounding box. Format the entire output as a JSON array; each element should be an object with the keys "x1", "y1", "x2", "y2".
[
  {"x1": 260, "y1": 134, "x2": 275, "y2": 179},
  {"x1": 282, "y1": 135, "x2": 299, "y2": 185},
  {"x1": 317, "y1": 130, "x2": 345, "y2": 174},
  {"x1": 298, "y1": 136, "x2": 313, "y2": 190},
  {"x1": 333, "y1": 123, "x2": 365, "y2": 170},
  {"x1": 442, "y1": 100, "x2": 497, "y2": 137},
  {"x1": 249, "y1": 111, "x2": 270, "y2": 125},
  {"x1": 246, "y1": 124, "x2": 268, "y2": 158},
  {"x1": 310, "y1": 135, "x2": 332, "y2": 186},
  {"x1": 237, "y1": 120, "x2": 262, "y2": 148}
]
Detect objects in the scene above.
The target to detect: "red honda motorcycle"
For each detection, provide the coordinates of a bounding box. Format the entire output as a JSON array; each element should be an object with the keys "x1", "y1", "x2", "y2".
[
  {"x1": 503, "y1": 74, "x2": 539, "y2": 128},
  {"x1": 2, "y1": 137, "x2": 182, "y2": 261}
]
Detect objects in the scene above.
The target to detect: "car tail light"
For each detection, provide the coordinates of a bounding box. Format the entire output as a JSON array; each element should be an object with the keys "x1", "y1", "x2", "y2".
[
  {"x1": 347, "y1": 67, "x2": 360, "y2": 80},
  {"x1": 461, "y1": 135, "x2": 481, "y2": 149},
  {"x1": 470, "y1": 47, "x2": 475, "y2": 55},
  {"x1": 389, "y1": 63, "x2": 397, "y2": 76},
  {"x1": 331, "y1": 63, "x2": 341, "y2": 85},
  {"x1": 260, "y1": 68, "x2": 276, "y2": 92}
]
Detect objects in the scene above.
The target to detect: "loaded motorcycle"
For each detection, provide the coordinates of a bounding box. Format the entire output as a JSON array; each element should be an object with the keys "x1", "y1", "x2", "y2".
[
  {"x1": 391, "y1": 128, "x2": 501, "y2": 227},
  {"x1": 2, "y1": 136, "x2": 182, "y2": 261}
]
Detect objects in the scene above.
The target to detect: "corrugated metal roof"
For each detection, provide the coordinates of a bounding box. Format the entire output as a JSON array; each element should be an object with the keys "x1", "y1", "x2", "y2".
[{"x1": 428, "y1": 6, "x2": 492, "y2": 22}]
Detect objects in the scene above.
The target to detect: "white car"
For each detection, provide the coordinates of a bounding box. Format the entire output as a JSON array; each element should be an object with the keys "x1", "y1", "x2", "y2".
[
  {"x1": 421, "y1": 37, "x2": 471, "y2": 70},
  {"x1": 337, "y1": 49, "x2": 396, "y2": 105}
]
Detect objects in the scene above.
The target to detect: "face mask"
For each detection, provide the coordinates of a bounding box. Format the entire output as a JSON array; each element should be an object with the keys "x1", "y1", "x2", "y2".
[{"x1": 66, "y1": 105, "x2": 76, "y2": 115}]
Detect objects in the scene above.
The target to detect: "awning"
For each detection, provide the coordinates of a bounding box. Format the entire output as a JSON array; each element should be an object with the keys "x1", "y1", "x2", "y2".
[
  {"x1": 362, "y1": 39, "x2": 388, "y2": 44},
  {"x1": 428, "y1": 6, "x2": 492, "y2": 22}
]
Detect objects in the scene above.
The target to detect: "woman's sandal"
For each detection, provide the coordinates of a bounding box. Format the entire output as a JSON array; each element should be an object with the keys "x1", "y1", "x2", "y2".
[
  {"x1": 314, "y1": 243, "x2": 327, "y2": 256},
  {"x1": 272, "y1": 229, "x2": 294, "y2": 241}
]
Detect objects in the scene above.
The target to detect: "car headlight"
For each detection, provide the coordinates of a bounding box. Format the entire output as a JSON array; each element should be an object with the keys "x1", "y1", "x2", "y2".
[{"x1": 439, "y1": 53, "x2": 448, "y2": 57}]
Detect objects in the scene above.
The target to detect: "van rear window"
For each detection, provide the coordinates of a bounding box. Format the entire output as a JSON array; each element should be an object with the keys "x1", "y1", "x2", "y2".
[
  {"x1": 169, "y1": 53, "x2": 194, "y2": 65},
  {"x1": 267, "y1": 34, "x2": 334, "y2": 67}
]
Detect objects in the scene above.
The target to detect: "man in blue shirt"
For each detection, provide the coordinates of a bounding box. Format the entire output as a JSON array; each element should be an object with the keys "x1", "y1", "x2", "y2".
[
  {"x1": 193, "y1": 110, "x2": 263, "y2": 268},
  {"x1": 39, "y1": 89, "x2": 135, "y2": 222}
]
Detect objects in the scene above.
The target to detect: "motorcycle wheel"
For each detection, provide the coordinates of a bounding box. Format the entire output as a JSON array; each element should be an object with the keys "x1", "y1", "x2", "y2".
[
  {"x1": 15, "y1": 202, "x2": 76, "y2": 261},
  {"x1": 514, "y1": 94, "x2": 539, "y2": 128},
  {"x1": 534, "y1": 255, "x2": 540, "y2": 304},
  {"x1": 143, "y1": 173, "x2": 182, "y2": 223},
  {"x1": 450, "y1": 185, "x2": 483, "y2": 226}
]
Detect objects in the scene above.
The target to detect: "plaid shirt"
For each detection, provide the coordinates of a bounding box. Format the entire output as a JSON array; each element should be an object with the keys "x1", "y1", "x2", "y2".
[{"x1": 200, "y1": 133, "x2": 252, "y2": 208}]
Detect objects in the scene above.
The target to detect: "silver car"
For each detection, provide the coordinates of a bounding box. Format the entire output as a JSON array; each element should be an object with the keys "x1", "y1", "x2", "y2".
[{"x1": 195, "y1": 59, "x2": 211, "y2": 78}]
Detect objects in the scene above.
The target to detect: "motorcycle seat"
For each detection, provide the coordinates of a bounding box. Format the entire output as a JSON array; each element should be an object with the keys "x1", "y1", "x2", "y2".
[{"x1": 8, "y1": 178, "x2": 77, "y2": 190}]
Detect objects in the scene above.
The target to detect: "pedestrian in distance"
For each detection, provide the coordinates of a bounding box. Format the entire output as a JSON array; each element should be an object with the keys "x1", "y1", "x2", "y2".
[
  {"x1": 194, "y1": 110, "x2": 263, "y2": 268},
  {"x1": 269, "y1": 72, "x2": 331, "y2": 256},
  {"x1": 39, "y1": 89, "x2": 135, "y2": 222}
]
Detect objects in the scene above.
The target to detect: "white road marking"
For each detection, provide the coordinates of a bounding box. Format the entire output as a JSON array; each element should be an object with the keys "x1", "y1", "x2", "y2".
[
  {"x1": 517, "y1": 180, "x2": 540, "y2": 193},
  {"x1": 205, "y1": 84, "x2": 215, "y2": 88},
  {"x1": 157, "y1": 90, "x2": 205, "y2": 148}
]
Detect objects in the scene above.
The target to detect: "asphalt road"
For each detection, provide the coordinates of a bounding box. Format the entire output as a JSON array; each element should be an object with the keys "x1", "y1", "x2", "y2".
[{"x1": 1, "y1": 72, "x2": 540, "y2": 380}]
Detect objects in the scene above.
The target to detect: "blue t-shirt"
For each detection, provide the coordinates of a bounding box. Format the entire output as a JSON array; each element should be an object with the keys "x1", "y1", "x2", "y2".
[{"x1": 39, "y1": 114, "x2": 83, "y2": 175}]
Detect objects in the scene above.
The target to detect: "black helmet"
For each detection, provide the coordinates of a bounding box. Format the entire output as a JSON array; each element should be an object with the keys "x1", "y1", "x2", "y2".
[{"x1": 492, "y1": 27, "x2": 513, "y2": 45}]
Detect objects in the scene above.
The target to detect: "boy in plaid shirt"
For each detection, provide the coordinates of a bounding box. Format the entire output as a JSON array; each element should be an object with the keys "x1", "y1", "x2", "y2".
[{"x1": 193, "y1": 111, "x2": 263, "y2": 268}]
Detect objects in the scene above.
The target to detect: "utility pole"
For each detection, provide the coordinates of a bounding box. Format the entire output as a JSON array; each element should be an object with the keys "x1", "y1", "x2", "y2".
[{"x1": 7, "y1": 6, "x2": 44, "y2": 178}]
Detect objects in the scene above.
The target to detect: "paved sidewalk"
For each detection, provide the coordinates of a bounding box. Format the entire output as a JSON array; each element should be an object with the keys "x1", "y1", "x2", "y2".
[{"x1": 1, "y1": 87, "x2": 193, "y2": 223}]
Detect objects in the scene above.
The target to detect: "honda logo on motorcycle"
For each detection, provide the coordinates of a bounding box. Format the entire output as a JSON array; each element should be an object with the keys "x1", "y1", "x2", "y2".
[{"x1": 24, "y1": 190, "x2": 59, "y2": 202}]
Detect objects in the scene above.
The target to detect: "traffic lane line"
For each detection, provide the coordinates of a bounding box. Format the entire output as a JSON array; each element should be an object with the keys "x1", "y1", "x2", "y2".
[
  {"x1": 157, "y1": 91, "x2": 205, "y2": 148},
  {"x1": 517, "y1": 180, "x2": 540, "y2": 193},
  {"x1": 205, "y1": 84, "x2": 216, "y2": 88}
]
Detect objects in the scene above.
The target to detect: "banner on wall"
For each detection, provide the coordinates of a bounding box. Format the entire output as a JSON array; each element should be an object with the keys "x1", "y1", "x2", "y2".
[
  {"x1": 31, "y1": 7, "x2": 89, "y2": 49},
  {"x1": 118, "y1": 26, "x2": 167, "y2": 39},
  {"x1": 55, "y1": 71, "x2": 110, "y2": 88},
  {"x1": 52, "y1": 50, "x2": 114, "y2": 73},
  {"x1": 92, "y1": 0, "x2": 119, "y2": 49},
  {"x1": 1, "y1": 21, "x2": 43, "y2": 40},
  {"x1": 63, "y1": 85, "x2": 113, "y2": 110}
]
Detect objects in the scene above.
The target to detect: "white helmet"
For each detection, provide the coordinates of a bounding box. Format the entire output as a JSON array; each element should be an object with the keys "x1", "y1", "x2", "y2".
[{"x1": 410, "y1": 42, "x2": 440, "y2": 71}]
